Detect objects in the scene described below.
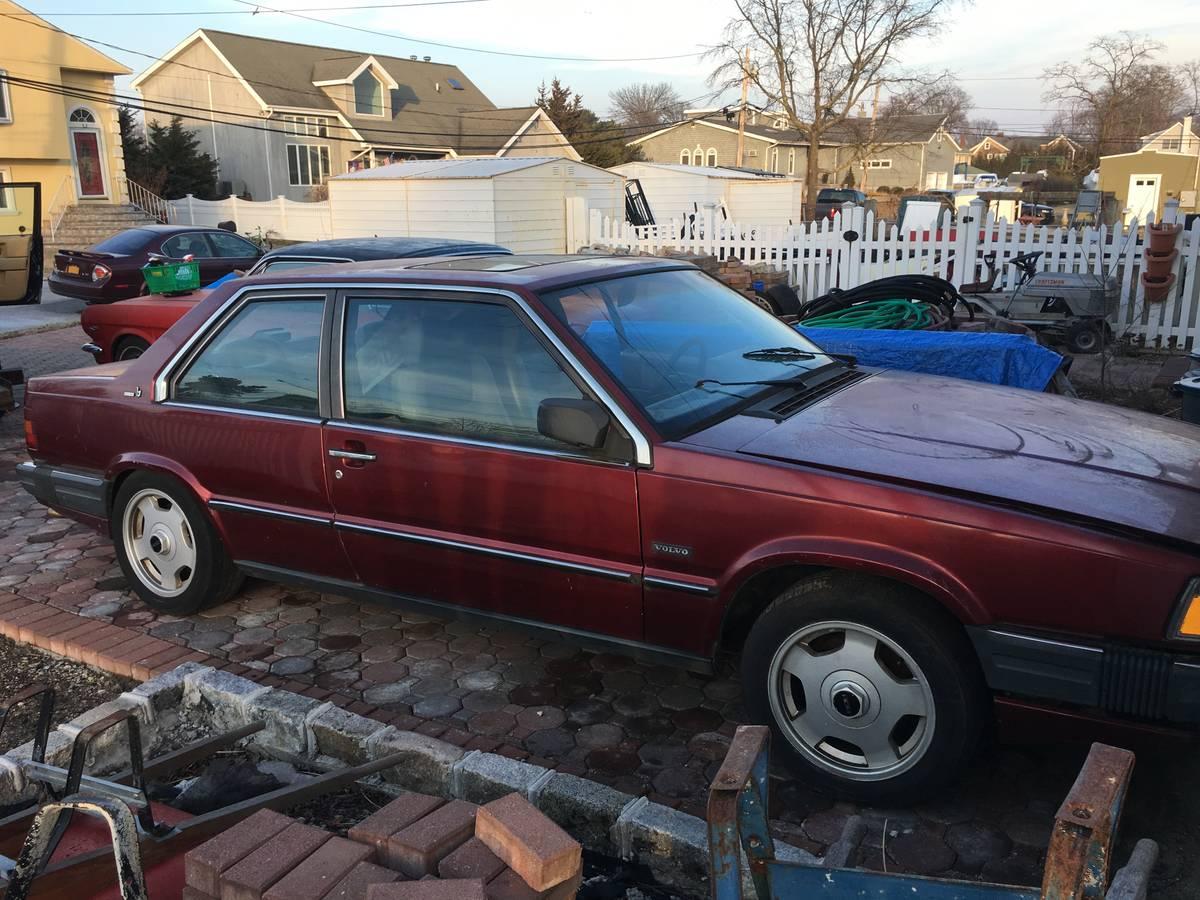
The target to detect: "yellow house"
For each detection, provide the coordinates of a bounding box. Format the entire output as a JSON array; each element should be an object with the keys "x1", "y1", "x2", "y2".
[
  {"x1": 1098, "y1": 116, "x2": 1200, "y2": 224},
  {"x1": 0, "y1": 0, "x2": 131, "y2": 224}
]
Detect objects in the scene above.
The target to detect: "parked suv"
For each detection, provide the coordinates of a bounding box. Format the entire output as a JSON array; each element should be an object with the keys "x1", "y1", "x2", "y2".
[
  {"x1": 813, "y1": 188, "x2": 876, "y2": 221},
  {"x1": 18, "y1": 255, "x2": 1200, "y2": 803}
]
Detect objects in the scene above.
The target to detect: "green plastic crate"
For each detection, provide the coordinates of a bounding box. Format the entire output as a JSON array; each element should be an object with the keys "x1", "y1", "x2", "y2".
[{"x1": 142, "y1": 260, "x2": 201, "y2": 294}]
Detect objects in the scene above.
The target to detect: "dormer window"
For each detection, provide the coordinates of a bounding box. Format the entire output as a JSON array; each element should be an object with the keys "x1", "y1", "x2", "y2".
[{"x1": 354, "y1": 68, "x2": 384, "y2": 116}]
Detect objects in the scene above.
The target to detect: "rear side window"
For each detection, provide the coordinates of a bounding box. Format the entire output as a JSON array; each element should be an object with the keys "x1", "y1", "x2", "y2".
[
  {"x1": 208, "y1": 232, "x2": 260, "y2": 258},
  {"x1": 93, "y1": 229, "x2": 155, "y2": 254},
  {"x1": 174, "y1": 298, "x2": 324, "y2": 415}
]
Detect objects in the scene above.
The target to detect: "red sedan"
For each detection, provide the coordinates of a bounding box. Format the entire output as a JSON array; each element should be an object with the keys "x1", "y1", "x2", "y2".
[{"x1": 17, "y1": 255, "x2": 1200, "y2": 802}]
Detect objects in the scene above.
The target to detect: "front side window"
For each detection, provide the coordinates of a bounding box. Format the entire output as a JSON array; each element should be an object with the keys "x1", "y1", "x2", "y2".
[
  {"x1": 175, "y1": 298, "x2": 324, "y2": 415},
  {"x1": 287, "y1": 144, "x2": 331, "y2": 186},
  {"x1": 207, "y1": 231, "x2": 260, "y2": 258},
  {"x1": 353, "y1": 69, "x2": 384, "y2": 116},
  {"x1": 342, "y1": 297, "x2": 594, "y2": 451},
  {"x1": 162, "y1": 233, "x2": 213, "y2": 258},
  {"x1": 541, "y1": 270, "x2": 830, "y2": 438}
]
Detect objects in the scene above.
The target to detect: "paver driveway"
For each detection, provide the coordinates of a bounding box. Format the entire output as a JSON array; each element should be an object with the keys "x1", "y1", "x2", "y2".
[{"x1": 3, "y1": 323, "x2": 1197, "y2": 893}]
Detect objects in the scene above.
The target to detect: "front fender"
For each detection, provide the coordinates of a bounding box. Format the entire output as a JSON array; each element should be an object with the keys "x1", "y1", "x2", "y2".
[{"x1": 721, "y1": 536, "x2": 990, "y2": 626}]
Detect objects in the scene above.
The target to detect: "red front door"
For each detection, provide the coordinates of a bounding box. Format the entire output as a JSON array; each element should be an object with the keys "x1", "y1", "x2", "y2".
[
  {"x1": 72, "y1": 132, "x2": 106, "y2": 197},
  {"x1": 323, "y1": 289, "x2": 644, "y2": 640}
]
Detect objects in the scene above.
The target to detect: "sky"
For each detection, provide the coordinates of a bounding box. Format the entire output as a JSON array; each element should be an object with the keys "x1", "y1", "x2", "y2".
[{"x1": 14, "y1": 0, "x2": 1200, "y2": 135}]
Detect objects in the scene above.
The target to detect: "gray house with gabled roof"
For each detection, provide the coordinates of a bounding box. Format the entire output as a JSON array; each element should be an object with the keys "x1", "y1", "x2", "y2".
[{"x1": 132, "y1": 29, "x2": 578, "y2": 201}]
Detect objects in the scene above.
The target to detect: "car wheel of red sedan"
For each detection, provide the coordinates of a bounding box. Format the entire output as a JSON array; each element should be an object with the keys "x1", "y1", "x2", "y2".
[
  {"x1": 112, "y1": 472, "x2": 242, "y2": 614},
  {"x1": 115, "y1": 337, "x2": 150, "y2": 361},
  {"x1": 741, "y1": 574, "x2": 987, "y2": 803}
]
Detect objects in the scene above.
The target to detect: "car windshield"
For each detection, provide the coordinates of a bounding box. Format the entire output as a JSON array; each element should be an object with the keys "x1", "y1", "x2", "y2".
[
  {"x1": 92, "y1": 229, "x2": 156, "y2": 254},
  {"x1": 540, "y1": 269, "x2": 834, "y2": 438}
]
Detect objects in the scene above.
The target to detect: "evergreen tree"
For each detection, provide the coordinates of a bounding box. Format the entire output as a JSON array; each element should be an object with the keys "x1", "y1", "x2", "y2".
[
  {"x1": 144, "y1": 116, "x2": 220, "y2": 200},
  {"x1": 117, "y1": 106, "x2": 152, "y2": 185},
  {"x1": 535, "y1": 79, "x2": 642, "y2": 168}
]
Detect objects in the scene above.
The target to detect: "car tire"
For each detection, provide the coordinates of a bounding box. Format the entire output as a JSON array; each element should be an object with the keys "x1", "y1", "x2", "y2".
[
  {"x1": 114, "y1": 337, "x2": 151, "y2": 361},
  {"x1": 111, "y1": 471, "x2": 242, "y2": 614},
  {"x1": 740, "y1": 572, "x2": 988, "y2": 804},
  {"x1": 762, "y1": 283, "x2": 802, "y2": 316}
]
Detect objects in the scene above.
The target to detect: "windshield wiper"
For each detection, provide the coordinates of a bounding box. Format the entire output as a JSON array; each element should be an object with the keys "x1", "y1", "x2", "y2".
[
  {"x1": 742, "y1": 347, "x2": 816, "y2": 361},
  {"x1": 696, "y1": 373, "x2": 814, "y2": 391},
  {"x1": 742, "y1": 347, "x2": 858, "y2": 366}
]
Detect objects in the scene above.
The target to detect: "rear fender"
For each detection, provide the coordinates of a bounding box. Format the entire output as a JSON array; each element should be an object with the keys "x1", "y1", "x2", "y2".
[
  {"x1": 104, "y1": 454, "x2": 214, "y2": 528},
  {"x1": 722, "y1": 536, "x2": 989, "y2": 627}
]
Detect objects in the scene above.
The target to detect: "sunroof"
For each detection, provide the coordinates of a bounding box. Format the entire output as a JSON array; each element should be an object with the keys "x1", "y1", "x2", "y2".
[{"x1": 447, "y1": 78, "x2": 464, "y2": 90}]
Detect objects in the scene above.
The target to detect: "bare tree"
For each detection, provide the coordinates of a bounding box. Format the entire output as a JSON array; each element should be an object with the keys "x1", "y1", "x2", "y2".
[
  {"x1": 1044, "y1": 32, "x2": 1182, "y2": 158},
  {"x1": 708, "y1": 0, "x2": 952, "y2": 202},
  {"x1": 960, "y1": 117, "x2": 998, "y2": 147},
  {"x1": 609, "y1": 82, "x2": 685, "y2": 127},
  {"x1": 884, "y1": 83, "x2": 972, "y2": 134},
  {"x1": 1179, "y1": 59, "x2": 1200, "y2": 116}
]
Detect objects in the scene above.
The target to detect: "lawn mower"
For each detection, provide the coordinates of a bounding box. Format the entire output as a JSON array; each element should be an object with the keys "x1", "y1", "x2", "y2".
[{"x1": 960, "y1": 250, "x2": 1117, "y2": 354}]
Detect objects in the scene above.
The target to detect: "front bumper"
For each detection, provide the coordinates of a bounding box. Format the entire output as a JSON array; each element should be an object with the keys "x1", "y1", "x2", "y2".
[
  {"x1": 969, "y1": 626, "x2": 1200, "y2": 725},
  {"x1": 16, "y1": 460, "x2": 108, "y2": 520}
]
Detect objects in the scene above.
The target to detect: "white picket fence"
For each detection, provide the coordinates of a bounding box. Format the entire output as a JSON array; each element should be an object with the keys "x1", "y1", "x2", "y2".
[
  {"x1": 167, "y1": 195, "x2": 333, "y2": 242},
  {"x1": 589, "y1": 200, "x2": 1200, "y2": 350}
]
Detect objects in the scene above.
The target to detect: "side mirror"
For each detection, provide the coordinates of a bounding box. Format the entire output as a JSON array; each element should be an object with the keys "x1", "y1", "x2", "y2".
[{"x1": 537, "y1": 398, "x2": 609, "y2": 449}]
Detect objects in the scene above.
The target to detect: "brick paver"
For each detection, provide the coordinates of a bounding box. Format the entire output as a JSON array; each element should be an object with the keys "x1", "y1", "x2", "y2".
[{"x1": 0, "y1": 326, "x2": 1105, "y2": 885}]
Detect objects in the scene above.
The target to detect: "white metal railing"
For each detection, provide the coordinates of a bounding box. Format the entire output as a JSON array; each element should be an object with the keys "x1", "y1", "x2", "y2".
[
  {"x1": 123, "y1": 179, "x2": 169, "y2": 224},
  {"x1": 589, "y1": 199, "x2": 1200, "y2": 351},
  {"x1": 44, "y1": 175, "x2": 72, "y2": 241}
]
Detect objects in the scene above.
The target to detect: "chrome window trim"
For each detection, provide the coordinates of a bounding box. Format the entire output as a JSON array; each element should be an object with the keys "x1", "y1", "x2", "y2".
[
  {"x1": 161, "y1": 401, "x2": 323, "y2": 425},
  {"x1": 156, "y1": 281, "x2": 652, "y2": 466},
  {"x1": 209, "y1": 498, "x2": 331, "y2": 526},
  {"x1": 336, "y1": 520, "x2": 635, "y2": 582},
  {"x1": 249, "y1": 255, "x2": 353, "y2": 276},
  {"x1": 333, "y1": 421, "x2": 631, "y2": 468}
]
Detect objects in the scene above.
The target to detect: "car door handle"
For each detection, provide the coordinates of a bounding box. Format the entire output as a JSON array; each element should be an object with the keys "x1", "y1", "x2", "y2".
[{"x1": 328, "y1": 448, "x2": 377, "y2": 462}]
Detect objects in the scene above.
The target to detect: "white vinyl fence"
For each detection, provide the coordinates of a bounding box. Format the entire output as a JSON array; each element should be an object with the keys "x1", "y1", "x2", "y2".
[
  {"x1": 167, "y1": 195, "x2": 333, "y2": 242},
  {"x1": 589, "y1": 199, "x2": 1200, "y2": 350}
]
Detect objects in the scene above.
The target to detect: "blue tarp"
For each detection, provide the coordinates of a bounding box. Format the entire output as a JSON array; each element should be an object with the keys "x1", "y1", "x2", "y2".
[{"x1": 796, "y1": 326, "x2": 1063, "y2": 391}]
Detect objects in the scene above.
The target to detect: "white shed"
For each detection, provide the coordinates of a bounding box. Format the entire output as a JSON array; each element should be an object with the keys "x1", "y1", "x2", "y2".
[
  {"x1": 610, "y1": 162, "x2": 806, "y2": 227},
  {"x1": 327, "y1": 156, "x2": 623, "y2": 253}
]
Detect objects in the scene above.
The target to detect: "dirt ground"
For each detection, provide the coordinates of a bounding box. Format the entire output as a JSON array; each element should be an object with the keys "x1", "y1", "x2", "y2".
[{"x1": 0, "y1": 635, "x2": 133, "y2": 750}]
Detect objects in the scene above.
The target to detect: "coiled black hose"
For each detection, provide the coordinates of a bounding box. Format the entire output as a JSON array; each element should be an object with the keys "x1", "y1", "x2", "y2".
[{"x1": 797, "y1": 275, "x2": 969, "y2": 328}]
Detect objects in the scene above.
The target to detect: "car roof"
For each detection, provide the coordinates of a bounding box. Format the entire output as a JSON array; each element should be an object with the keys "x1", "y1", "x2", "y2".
[
  {"x1": 123, "y1": 225, "x2": 235, "y2": 235},
  {"x1": 260, "y1": 237, "x2": 512, "y2": 261},
  {"x1": 237, "y1": 254, "x2": 694, "y2": 292}
]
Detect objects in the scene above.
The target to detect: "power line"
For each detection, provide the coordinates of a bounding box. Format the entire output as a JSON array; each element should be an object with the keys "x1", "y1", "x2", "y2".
[
  {"x1": 224, "y1": 0, "x2": 704, "y2": 62},
  {"x1": 1, "y1": 13, "x2": 709, "y2": 129},
  {"x1": 3, "y1": 73, "x2": 706, "y2": 152},
  {"x1": 2, "y1": 0, "x2": 488, "y2": 14}
]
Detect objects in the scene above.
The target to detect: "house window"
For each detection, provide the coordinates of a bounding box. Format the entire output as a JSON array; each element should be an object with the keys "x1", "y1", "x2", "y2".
[
  {"x1": 287, "y1": 144, "x2": 332, "y2": 186},
  {"x1": 680, "y1": 149, "x2": 691, "y2": 165},
  {"x1": 282, "y1": 115, "x2": 330, "y2": 137},
  {"x1": 771, "y1": 148, "x2": 779, "y2": 171},
  {"x1": 1163, "y1": 138, "x2": 1182, "y2": 151},
  {"x1": 354, "y1": 68, "x2": 384, "y2": 116},
  {"x1": 0, "y1": 70, "x2": 11, "y2": 124},
  {"x1": 866, "y1": 159, "x2": 892, "y2": 169},
  {"x1": 0, "y1": 167, "x2": 10, "y2": 209},
  {"x1": 706, "y1": 149, "x2": 717, "y2": 167},
  {"x1": 787, "y1": 148, "x2": 795, "y2": 175},
  {"x1": 69, "y1": 108, "x2": 96, "y2": 124}
]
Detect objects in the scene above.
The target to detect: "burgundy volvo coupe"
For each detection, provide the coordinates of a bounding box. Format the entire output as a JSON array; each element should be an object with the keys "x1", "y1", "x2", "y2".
[{"x1": 16, "y1": 255, "x2": 1200, "y2": 801}]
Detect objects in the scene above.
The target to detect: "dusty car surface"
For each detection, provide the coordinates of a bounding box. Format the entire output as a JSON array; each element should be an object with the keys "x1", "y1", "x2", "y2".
[
  {"x1": 18, "y1": 254, "x2": 1200, "y2": 802},
  {"x1": 80, "y1": 237, "x2": 512, "y2": 362}
]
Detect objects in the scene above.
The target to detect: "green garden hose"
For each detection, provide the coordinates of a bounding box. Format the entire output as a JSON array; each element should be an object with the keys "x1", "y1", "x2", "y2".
[{"x1": 799, "y1": 298, "x2": 947, "y2": 330}]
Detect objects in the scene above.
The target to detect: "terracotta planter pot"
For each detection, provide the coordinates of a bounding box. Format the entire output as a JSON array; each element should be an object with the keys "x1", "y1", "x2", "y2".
[
  {"x1": 1148, "y1": 222, "x2": 1182, "y2": 255},
  {"x1": 1141, "y1": 271, "x2": 1176, "y2": 303},
  {"x1": 1143, "y1": 248, "x2": 1178, "y2": 280}
]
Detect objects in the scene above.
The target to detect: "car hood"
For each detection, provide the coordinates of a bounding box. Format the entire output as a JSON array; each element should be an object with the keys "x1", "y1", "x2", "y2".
[{"x1": 715, "y1": 370, "x2": 1200, "y2": 546}]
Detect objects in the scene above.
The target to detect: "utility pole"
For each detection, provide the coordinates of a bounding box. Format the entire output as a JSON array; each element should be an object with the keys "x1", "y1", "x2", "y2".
[{"x1": 736, "y1": 47, "x2": 750, "y2": 168}]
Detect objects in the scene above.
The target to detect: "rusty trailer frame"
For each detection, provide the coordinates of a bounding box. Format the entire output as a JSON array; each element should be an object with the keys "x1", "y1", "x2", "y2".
[{"x1": 707, "y1": 725, "x2": 1157, "y2": 900}]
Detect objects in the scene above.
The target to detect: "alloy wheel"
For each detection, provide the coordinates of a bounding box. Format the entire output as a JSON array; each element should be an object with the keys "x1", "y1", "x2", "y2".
[
  {"x1": 766, "y1": 620, "x2": 935, "y2": 782},
  {"x1": 121, "y1": 488, "x2": 197, "y2": 598}
]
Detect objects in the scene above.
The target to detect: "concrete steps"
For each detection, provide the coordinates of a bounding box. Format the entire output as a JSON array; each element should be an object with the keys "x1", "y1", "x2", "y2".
[{"x1": 45, "y1": 204, "x2": 160, "y2": 271}]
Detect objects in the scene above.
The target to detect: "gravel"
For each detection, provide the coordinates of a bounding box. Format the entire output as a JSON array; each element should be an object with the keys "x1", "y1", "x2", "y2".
[{"x1": 0, "y1": 636, "x2": 134, "y2": 749}]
